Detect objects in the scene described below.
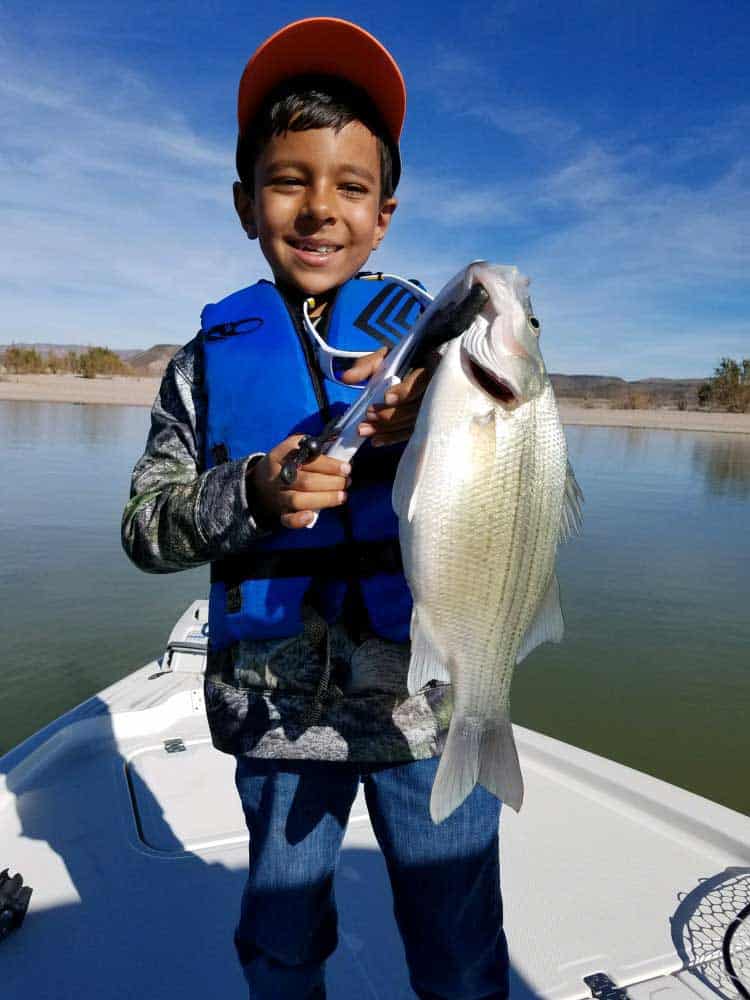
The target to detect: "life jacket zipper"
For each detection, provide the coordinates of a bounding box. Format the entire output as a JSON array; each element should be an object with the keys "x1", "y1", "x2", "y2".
[
  {"x1": 282, "y1": 289, "x2": 370, "y2": 707},
  {"x1": 281, "y1": 294, "x2": 331, "y2": 420}
]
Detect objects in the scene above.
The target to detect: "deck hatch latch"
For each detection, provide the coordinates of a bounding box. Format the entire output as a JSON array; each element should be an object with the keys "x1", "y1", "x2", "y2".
[
  {"x1": 164, "y1": 738, "x2": 186, "y2": 754},
  {"x1": 583, "y1": 973, "x2": 631, "y2": 998}
]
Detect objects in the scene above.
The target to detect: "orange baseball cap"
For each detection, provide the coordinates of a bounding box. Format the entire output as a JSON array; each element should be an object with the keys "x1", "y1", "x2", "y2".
[{"x1": 237, "y1": 17, "x2": 406, "y2": 186}]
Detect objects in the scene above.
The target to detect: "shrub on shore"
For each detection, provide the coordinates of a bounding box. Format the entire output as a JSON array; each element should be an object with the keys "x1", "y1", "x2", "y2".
[
  {"x1": 47, "y1": 351, "x2": 81, "y2": 374},
  {"x1": 1, "y1": 345, "x2": 132, "y2": 378},
  {"x1": 621, "y1": 392, "x2": 654, "y2": 410},
  {"x1": 77, "y1": 347, "x2": 132, "y2": 378},
  {"x1": 699, "y1": 358, "x2": 750, "y2": 413},
  {"x1": 2, "y1": 346, "x2": 46, "y2": 373}
]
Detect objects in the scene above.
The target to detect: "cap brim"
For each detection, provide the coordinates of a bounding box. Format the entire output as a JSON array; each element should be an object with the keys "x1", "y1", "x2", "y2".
[{"x1": 238, "y1": 17, "x2": 406, "y2": 151}]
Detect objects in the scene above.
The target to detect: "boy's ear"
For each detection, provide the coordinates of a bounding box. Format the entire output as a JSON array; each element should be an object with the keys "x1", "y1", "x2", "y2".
[
  {"x1": 373, "y1": 196, "x2": 398, "y2": 250},
  {"x1": 233, "y1": 181, "x2": 258, "y2": 240}
]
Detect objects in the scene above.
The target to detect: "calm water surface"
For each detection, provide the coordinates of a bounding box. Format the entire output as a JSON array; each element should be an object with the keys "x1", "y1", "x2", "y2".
[{"x1": 1, "y1": 400, "x2": 748, "y2": 815}]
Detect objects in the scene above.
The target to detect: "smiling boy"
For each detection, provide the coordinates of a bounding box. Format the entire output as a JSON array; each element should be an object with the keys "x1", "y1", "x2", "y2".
[
  {"x1": 123, "y1": 17, "x2": 510, "y2": 1000},
  {"x1": 235, "y1": 120, "x2": 395, "y2": 300}
]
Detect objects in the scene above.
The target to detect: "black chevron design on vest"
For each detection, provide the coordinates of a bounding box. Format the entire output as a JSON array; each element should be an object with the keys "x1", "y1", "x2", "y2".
[{"x1": 353, "y1": 283, "x2": 422, "y2": 347}]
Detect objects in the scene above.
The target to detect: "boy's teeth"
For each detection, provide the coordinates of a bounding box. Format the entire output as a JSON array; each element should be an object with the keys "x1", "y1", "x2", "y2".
[{"x1": 298, "y1": 243, "x2": 337, "y2": 254}]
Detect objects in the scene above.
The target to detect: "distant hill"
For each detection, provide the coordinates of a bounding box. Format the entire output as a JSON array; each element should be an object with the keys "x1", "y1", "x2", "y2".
[
  {"x1": 550, "y1": 374, "x2": 627, "y2": 397},
  {"x1": 549, "y1": 374, "x2": 704, "y2": 405},
  {"x1": 125, "y1": 345, "x2": 182, "y2": 376}
]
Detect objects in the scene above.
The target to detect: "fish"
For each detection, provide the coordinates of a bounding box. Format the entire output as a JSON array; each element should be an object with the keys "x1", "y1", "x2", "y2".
[{"x1": 392, "y1": 262, "x2": 583, "y2": 823}]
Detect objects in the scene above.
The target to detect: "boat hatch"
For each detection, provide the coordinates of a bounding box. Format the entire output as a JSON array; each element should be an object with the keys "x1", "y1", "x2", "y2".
[
  {"x1": 163, "y1": 600, "x2": 209, "y2": 674},
  {"x1": 126, "y1": 738, "x2": 247, "y2": 854}
]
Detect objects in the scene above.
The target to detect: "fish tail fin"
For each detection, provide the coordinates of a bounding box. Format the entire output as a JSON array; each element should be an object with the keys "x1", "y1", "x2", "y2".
[
  {"x1": 430, "y1": 712, "x2": 524, "y2": 824},
  {"x1": 477, "y1": 712, "x2": 524, "y2": 814},
  {"x1": 430, "y1": 716, "x2": 482, "y2": 824}
]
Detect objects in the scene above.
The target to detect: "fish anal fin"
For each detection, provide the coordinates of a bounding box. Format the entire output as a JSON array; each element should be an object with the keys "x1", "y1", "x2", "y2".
[
  {"x1": 407, "y1": 606, "x2": 451, "y2": 695},
  {"x1": 516, "y1": 572, "x2": 564, "y2": 665}
]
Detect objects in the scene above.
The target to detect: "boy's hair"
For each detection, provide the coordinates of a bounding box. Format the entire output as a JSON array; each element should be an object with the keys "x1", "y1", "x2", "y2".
[{"x1": 235, "y1": 74, "x2": 396, "y2": 201}]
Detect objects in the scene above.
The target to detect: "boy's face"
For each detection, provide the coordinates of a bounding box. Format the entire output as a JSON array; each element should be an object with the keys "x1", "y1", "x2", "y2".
[{"x1": 234, "y1": 121, "x2": 397, "y2": 297}]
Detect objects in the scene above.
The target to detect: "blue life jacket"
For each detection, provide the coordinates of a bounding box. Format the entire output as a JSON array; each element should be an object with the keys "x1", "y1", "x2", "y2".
[{"x1": 200, "y1": 275, "x2": 425, "y2": 651}]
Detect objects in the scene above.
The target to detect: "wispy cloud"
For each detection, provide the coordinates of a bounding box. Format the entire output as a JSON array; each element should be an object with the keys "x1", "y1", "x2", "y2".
[
  {"x1": 422, "y1": 46, "x2": 583, "y2": 151},
  {"x1": 0, "y1": 25, "x2": 747, "y2": 380},
  {"x1": 0, "y1": 40, "x2": 266, "y2": 347},
  {"x1": 392, "y1": 43, "x2": 750, "y2": 378}
]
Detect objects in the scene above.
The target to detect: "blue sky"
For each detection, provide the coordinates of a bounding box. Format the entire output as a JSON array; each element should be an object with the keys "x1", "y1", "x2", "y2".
[{"x1": 1, "y1": 0, "x2": 747, "y2": 378}]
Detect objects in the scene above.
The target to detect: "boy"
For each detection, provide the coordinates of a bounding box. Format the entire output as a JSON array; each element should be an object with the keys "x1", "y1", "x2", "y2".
[{"x1": 122, "y1": 17, "x2": 509, "y2": 1000}]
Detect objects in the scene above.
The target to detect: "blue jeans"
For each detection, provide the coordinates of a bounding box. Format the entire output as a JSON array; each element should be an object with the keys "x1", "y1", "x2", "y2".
[{"x1": 233, "y1": 755, "x2": 509, "y2": 999}]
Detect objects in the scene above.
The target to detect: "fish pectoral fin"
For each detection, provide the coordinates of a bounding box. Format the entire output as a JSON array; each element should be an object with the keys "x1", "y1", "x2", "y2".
[
  {"x1": 559, "y1": 460, "x2": 584, "y2": 544},
  {"x1": 392, "y1": 427, "x2": 429, "y2": 524},
  {"x1": 516, "y1": 572, "x2": 565, "y2": 665},
  {"x1": 407, "y1": 606, "x2": 451, "y2": 695},
  {"x1": 430, "y1": 712, "x2": 524, "y2": 823}
]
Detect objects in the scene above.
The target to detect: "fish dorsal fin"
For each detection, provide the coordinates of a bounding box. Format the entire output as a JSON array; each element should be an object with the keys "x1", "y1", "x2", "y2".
[
  {"x1": 558, "y1": 460, "x2": 584, "y2": 544},
  {"x1": 516, "y1": 572, "x2": 565, "y2": 665}
]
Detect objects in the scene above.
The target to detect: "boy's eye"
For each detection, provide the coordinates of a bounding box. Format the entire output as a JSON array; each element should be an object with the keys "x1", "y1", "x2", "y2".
[
  {"x1": 272, "y1": 177, "x2": 304, "y2": 187},
  {"x1": 340, "y1": 183, "x2": 367, "y2": 195}
]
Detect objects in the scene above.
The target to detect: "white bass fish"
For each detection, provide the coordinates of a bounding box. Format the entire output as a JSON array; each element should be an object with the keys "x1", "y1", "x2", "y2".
[{"x1": 392, "y1": 262, "x2": 583, "y2": 823}]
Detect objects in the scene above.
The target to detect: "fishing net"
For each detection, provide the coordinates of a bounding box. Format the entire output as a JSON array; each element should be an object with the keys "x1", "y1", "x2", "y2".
[{"x1": 673, "y1": 867, "x2": 750, "y2": 998}]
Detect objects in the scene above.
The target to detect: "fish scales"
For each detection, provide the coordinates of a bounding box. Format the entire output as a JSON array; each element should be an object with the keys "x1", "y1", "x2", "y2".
[
  {"x1": 393, "y1": 262, "x2": 581, "y2": 823},
  {"x1": 411, "y1": 375, "x2": 564, "y2": 705}
]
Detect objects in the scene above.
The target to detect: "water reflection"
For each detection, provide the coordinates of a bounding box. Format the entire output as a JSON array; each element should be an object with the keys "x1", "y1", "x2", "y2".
[
  {"x1": 692, "y1": 436, "x2": 750, "y2": 499},
  {"x1": 2, "y1": 403, "x2": 750, "y2": 814},
  {"x1": 0, "y1": 399, "x2": 148, "y2": 451},
  {"x1": 565, "y1": 425, "x2": 750, "y2": 499},
  {"x1": 623, "y1": 426, "x2": 647, "y2": 458}
]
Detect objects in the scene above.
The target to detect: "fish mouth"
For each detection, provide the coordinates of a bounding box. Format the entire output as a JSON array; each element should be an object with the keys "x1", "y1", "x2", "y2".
[{"x1": 464, "y1": 353, "x2": 518, "y2": 404}]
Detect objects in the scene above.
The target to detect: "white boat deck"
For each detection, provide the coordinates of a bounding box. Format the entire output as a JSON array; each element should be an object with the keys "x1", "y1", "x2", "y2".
[{"x1": 1, "y1": 602, "x2": 749, "y2": 999}]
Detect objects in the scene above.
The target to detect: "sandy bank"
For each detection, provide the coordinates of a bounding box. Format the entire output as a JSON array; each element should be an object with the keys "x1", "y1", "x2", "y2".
[
  {"x1": 1, "y1": 373, "x2": 749, "y2": 435},
  {"x1": 556, "y1": 403, "x2": 750, "y2": 435},
  {"x1": 0, "y1": 373, "x2": 162, "y2": 407}
]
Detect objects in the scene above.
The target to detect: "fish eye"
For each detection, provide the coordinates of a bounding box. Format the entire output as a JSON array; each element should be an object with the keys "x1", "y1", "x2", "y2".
[{"x1": 527, "y1": 315, "x2": 541, "y2": 336}]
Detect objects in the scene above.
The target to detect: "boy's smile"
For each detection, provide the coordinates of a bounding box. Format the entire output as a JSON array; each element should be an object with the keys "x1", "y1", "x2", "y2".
[{"x1": 234, "y1": 122, "x2": 397, "y2": 297}]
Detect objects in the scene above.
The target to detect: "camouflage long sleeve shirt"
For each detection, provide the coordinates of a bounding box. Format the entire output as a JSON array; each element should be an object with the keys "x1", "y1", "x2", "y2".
[{"x1": 122, "y1": 333, "x2": 453, "y2": 763}]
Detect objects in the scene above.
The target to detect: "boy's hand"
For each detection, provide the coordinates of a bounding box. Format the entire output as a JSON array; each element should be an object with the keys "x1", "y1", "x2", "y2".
[
  {"x1": 248, "y1": 436, "x2": 351, "y2": 530},
  {"x1": 341, "y1": 347, "x2": 442, "y2": 447}
]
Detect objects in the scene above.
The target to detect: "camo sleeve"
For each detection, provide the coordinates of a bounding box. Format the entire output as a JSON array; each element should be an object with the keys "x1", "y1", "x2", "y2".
[{"x1": 121, "y1": 336, "x2": 270, "y2": 573}]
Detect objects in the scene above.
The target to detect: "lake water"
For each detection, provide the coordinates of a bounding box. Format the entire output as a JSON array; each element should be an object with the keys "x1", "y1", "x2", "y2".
[{"x1": 1, "y1": 400, "x2": 748, "y2": 816}]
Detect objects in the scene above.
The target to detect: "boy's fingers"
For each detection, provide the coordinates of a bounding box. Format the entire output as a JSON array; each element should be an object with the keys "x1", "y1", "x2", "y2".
[
  {"x1": 288, "y1": 470, "x2": 350, "y2": 493},
  {"x1": 371, "y1": 429, "x2": 414, "y2": 447},
  {"x1": 366, "y1": 365, "x2": 432, "y2": 413},
  {"x1": 339, "y1": 347, "x2": 389, "y2": 384},
  {"x1": 361, "y1": 400, "x2": 421, "y2": 430},
  {"x1": 270, "y1": 435, "x2": 307, "y2": 462},
  {"x1": 300, "y1": 455, "x2": 352, "y2": 478},
  {"x1": 398, "y1": 365, "x2": 432, "y2": 401},
  {"x1": 281, "y1": 489, "x2": 348, "y2": 514},
  {"x1": 281, "y1": 510, "x2": 317, "y2": 530}
]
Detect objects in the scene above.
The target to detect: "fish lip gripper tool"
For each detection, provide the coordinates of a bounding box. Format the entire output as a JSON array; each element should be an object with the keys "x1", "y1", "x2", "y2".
[{"x1": 280, "y1": 281, "x2": 490, "y2": 507}]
